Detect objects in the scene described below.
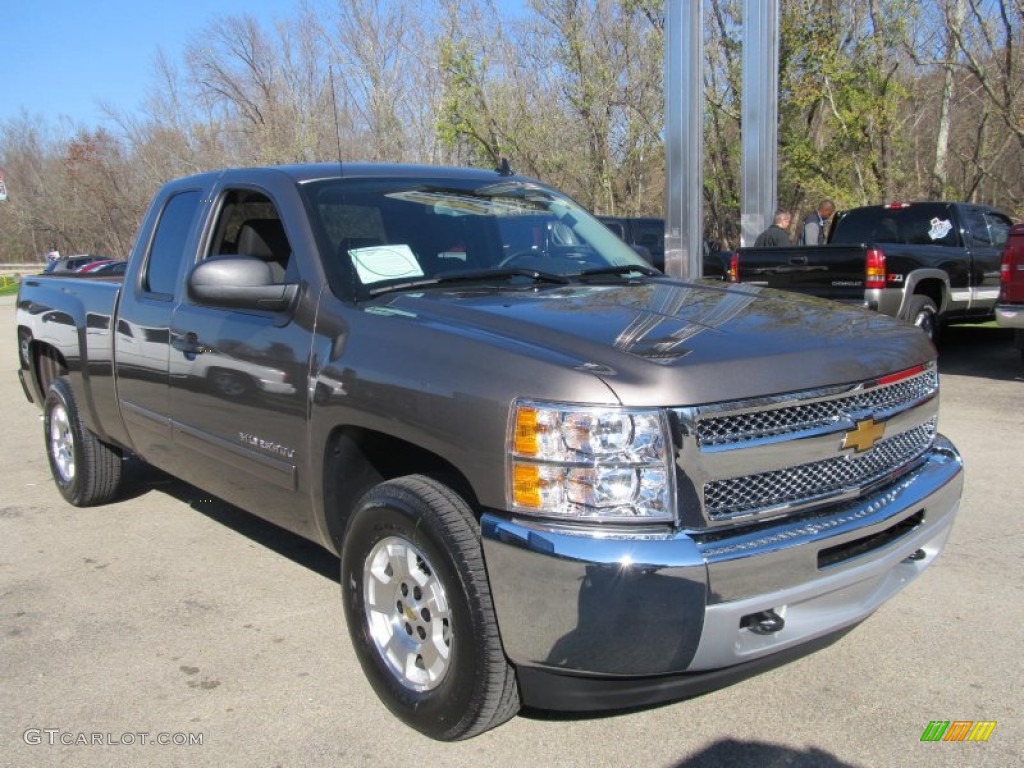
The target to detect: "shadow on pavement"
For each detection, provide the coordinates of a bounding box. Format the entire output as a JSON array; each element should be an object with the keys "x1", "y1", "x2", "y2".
[
  {"x1": 117, "y1": 458, "x2": 339, "y2": 583},
  {"x1": 937, "y1": 325, "x2": 1022, "y2": 382},
  {"x1": 668, "y1": 739, "x2": 859, "y2": 767}
]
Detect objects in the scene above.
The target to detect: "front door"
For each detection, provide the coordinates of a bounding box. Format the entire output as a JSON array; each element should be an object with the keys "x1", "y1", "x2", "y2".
[
  {"x1": 167, "y1": 187, "x2": 312, "y2": 536},
  {"x1": 963, "y1": 206, "x2": 1012, "y2": 312}
]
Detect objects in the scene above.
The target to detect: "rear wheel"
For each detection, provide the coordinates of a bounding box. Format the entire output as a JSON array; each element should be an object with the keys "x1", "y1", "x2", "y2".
[
  {"x1": 340, "y1": 475, "x2": 519, "y2": 740},
  {"x1": 44, "y1": 377, "x2": 123, "y2": 506},
  {"x1": 903, "y1": 295, "x2": 939, "y2": 343}
]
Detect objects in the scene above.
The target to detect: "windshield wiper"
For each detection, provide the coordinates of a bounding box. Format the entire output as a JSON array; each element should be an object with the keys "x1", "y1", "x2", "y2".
[
  {"x1": 575, "y1": 265, "x2": 659, "y2": 279},
  {"x1": 367, "y1": 268, "x2": 571, "y2": 297}
]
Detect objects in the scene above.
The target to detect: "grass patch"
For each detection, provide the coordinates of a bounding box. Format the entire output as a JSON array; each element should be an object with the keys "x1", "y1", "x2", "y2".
[{"x1": 0, "y1": 278, "x2": 20, "y2": 296}]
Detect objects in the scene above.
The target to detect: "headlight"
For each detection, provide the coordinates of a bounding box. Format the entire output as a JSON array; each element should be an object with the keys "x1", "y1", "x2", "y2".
[{"x1": 507, "y1": 400, "x2": 674, "y2": 523}]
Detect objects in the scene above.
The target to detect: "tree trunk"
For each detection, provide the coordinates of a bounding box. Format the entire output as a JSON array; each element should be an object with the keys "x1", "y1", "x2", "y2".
[{"x1": 931, "y1": 0, "x2": 966, "y2": 198}]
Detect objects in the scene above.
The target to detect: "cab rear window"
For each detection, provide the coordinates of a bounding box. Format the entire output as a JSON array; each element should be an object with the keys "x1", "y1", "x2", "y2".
[{"x1": 831, "y1": 204, "x2": 960, "y2": 248}]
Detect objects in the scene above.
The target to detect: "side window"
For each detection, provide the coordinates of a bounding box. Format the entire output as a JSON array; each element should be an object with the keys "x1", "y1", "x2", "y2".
[
  {"x1": 985, "y1": 212, "x2": 1011, "y2": 249},
  {"x1": 600, "y1": 219, "x2": 626, "y2": 239},
  {"x1": 898, "y1": 207, "x2": 959, "y2": 247},
  {"x1": 145, "y1": 191, "x2": 200, "y2": 297},
  {"x1": 207, "y1": 189, "x2": 294, "y2": 283},
  {"x1": 635, "y1": 220, "x2": 665, "y2": 257},
  {"x1": 964, "y1": 208, "x2": 992, "y2": 248}
]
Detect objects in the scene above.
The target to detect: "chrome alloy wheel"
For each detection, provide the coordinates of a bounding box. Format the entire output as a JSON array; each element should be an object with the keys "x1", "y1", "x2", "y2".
[
  {"x1": 363, "y1": 536, "x2": 453, "y2": 692},
  {"x1": 913, "y1": 308, "x2": 935, "y2": 339},
  {"x1": 49, "y1": 402, "x2": 75, "y2": 483}
]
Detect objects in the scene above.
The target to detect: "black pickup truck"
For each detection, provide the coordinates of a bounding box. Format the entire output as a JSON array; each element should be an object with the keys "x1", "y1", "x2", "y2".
[
  {"x1": 16, "y1": 164, "x2": 963, "y2": 740},
  {"x1": 729, "y1": 202, "x2": 1013, "y2": 340}
]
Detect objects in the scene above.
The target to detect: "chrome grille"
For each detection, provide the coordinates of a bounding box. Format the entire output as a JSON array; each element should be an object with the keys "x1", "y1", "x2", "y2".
[
  {"x1": 704, "y1": 418, "x2": 937, "y2": 519},
  {"x1": 698, "y1": 367, "x2": 938, "y2": 447}
]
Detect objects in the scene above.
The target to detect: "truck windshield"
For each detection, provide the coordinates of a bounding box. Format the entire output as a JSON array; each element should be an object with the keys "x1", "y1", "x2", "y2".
[{"x1": 301, "y1": 176, "x2": 652, "y2": 299}]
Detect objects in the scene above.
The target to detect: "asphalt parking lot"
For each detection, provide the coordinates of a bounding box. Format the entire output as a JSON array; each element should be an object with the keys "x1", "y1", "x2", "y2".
[{"x1": 1, "y1": 295, "x2": 1021, "y2": 768}]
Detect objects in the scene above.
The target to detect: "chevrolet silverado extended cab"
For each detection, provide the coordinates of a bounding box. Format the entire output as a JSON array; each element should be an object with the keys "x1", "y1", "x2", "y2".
[
  {"x1": 16, "y1": 164, "x2": 963, "y2": 740},
  {"x1": 729, "y1": 201, "x2": 1012, "y2": 340}
]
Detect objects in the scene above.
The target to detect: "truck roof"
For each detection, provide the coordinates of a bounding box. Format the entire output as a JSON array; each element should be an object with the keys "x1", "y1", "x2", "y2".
[{"x1": 170, "y1": 163, "x2": 524, "y2": 188}]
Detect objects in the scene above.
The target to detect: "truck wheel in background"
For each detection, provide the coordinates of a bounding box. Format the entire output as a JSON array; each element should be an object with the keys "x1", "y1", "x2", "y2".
[
  {"x1": 340, "y1": 475, "x2": 520, "y2": 740},
  {"x1": 903, "y1": 295, "x2": 939, "y2": 343},
  {"x1": 207, "y1": 369, "x2": 253, "y2": 398},
  {"x1": 43, "y1": 377, "x2": 123, "y2": 506}
]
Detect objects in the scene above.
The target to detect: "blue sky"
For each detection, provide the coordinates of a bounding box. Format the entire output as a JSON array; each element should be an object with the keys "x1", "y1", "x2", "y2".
[
  {"x1": 0, "y1": 0, "x2": 300, "y2": 128},
  {"x1": 0, "y1": 0, "x2": 524, "y2": 131}
]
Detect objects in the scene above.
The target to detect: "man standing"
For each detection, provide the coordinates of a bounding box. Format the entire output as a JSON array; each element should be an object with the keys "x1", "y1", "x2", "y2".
[
  {"x1": 799, "y1": 199, "x2": 836, "y2": 245},
  {"x1": 754, "y1": 210, "x2": 793, "y2": 247}
]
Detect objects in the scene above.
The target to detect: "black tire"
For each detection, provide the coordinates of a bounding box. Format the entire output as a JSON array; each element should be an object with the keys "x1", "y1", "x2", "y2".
[
  {"x1": 43, "y1": 377, "x2": 123, "y2": 506},
  {"x1": 18, "y1": 329, "x2": 32, "y2": 369},
  {"x1": 340, "y1": 475, "x2": 520, "y2": 740},
  {"x1": 903, "y1": 295, "x2": 940, "y2": 343}
]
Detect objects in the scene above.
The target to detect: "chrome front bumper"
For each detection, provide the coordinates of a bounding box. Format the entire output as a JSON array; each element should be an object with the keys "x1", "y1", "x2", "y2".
[{"x1": 481, "y1": 436, "x2": 962, "y2": 705}]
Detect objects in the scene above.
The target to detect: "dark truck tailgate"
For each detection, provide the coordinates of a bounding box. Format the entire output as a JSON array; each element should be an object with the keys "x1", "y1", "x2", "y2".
[{"x1": 732, "y1": 244, "x2": 867, "y2": 302}]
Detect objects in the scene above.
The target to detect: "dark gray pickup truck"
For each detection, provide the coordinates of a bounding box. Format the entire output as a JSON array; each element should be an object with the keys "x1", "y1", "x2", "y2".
[
  {"x1": 16, "y1": 164, "x2": 963, "y2": 740},
  {"x1": 730, "y1": 201, "x2": 1012, "y2": 340}
]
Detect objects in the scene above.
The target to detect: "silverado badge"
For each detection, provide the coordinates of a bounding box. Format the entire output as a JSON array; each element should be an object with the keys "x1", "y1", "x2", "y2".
[{"x1": 843, "y1": 418, "x2": 886, "y2": 453}]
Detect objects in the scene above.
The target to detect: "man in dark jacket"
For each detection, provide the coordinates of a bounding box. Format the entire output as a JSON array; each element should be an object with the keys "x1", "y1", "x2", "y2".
[
  {"x1": 754, "y1": 210, "x2": 793, "y2": 247},
  {"x1": 799, "y1": 199, "x2": 836, "y2": 245}
]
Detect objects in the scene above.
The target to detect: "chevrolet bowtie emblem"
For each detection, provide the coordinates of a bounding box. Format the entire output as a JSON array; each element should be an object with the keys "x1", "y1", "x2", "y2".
[{"x1": 843, "y1": 418, "x2": 885, "y2": 453}]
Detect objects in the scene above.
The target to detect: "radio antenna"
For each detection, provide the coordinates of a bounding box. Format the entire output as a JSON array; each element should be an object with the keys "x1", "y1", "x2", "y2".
[{"x1": 329, "y1": 65, "x2": 344, "y2": 177}]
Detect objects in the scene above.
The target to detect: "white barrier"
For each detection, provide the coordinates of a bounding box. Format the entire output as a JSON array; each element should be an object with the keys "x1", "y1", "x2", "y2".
[{"x1": 0, "y1": 263, "x2": 44, "y2": 277}]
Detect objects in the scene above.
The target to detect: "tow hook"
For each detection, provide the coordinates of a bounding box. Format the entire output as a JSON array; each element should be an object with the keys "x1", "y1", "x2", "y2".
[{"x1": 741, "y1": 609, "x2": 786, "y2": 635}]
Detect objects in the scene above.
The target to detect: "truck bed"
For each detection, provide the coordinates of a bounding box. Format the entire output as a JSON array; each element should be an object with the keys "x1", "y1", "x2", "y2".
[
  {"x1": 730, "y1": 244, "x2": 867, "y2": 303},
  {"x1": 17, "y1": 273, "x2": 123, "y2": 445}
]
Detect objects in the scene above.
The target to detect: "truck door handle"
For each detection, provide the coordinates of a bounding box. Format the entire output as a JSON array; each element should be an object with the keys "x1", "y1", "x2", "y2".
[
  {"x1": 174, "y1": 332, "x2": 203, "y2": 360},
  {"x1": 789, "y1": 255, "x2": 808, "y2": 266}
]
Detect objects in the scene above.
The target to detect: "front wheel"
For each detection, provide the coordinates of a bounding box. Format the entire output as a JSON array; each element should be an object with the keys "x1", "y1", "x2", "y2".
[
  {"x1": 340, "y1": 476, "x2": 519, "y2": 740},
  {"x1": 43, "y1": 377, "x2": 123, "y2": 506}
]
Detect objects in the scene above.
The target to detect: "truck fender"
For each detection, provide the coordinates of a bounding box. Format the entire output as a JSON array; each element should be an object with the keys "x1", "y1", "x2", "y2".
[{"x1": 898, "y1": 270, "x2": 950, "y2": 317}]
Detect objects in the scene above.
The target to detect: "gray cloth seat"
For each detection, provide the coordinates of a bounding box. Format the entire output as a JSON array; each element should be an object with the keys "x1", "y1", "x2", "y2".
[{"x1": 237, "y1": 219, "x2": 291, "y2": 281}]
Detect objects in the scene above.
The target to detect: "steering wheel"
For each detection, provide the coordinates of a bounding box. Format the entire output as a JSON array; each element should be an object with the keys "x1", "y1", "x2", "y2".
[{"x1": 496, "y1": 248, "x2": 544, "y2": 269}]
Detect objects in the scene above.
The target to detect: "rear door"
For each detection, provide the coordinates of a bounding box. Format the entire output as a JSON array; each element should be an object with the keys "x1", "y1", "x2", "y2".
[{"x1": 115, "y1": 188, "x2": 202, "y2": 464}]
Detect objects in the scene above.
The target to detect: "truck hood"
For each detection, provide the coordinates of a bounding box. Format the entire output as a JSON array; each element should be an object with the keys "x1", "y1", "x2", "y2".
[{"x1": 378, "y1": 278, "x2": 935, "y2": 406}]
